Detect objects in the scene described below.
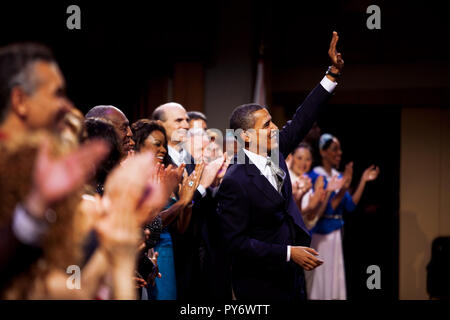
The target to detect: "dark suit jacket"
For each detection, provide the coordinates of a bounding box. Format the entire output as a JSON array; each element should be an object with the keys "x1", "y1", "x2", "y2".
[
  {"x1": 168, "y1": 151, "x2": 232, "y2": 301},
  {"x1": 216, "y1": 83, "x2": 331, "y2": 301}
]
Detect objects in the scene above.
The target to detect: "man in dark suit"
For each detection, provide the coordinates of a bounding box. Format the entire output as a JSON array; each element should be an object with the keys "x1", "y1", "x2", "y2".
[{"x1": 216, "y1": 32, "x2": 344, "y2": 301}]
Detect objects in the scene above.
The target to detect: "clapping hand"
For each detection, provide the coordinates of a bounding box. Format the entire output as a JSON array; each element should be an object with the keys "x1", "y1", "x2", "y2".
[
  {"x1": 135, "y1": 163, "x2": 186, "y2": 225},
  {"x1": 326, "y1": 175, "x2": 345, "y2": 192},
  {"x1": 292, "y1": 175, "x2": 312, "y2": 202},
  {"x1": 199, "y1": 154, "x2": 226, "y2": 189},
  {"x1": 212, "y1": 154, "x2": 230, "y2": 187},
  {"x1": 179, "y1": 163, "x2": 204, "y2": 205},
  {"x1": 362, "y1": 165, "x2": 380, "y2": 182},
  {"x1": 309, "y1": 175, "x2": 326, "y2": 208},
  {"x1": 96, "y1": 152, "x2": 158, "y2": 256},
  {"x1": 25, "y1": 137, "x2": 109, "y2": 219},
  {"x1": 156, "y1": 163, "x2": 185, "y2": 196}
]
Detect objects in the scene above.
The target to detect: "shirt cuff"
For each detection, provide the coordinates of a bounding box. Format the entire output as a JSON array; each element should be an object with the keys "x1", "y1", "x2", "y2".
[
  {"x1": 287, "y1": 245, "x2": 291, "y2": 262},
  {"x1": 197, "y1": 185, "x2": 207, "y2": 198},
  {"x1": 12, "y1": 204, "x2": 49, "y2": 246},
  {"x1": 320, "y1": 76, "x2": 337, "y2": 93}
]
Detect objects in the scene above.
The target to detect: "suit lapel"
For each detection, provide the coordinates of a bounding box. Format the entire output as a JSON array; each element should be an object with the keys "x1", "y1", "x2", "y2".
[{"x1": 238, "y1": 150, "x2": 285, "y2": 204}]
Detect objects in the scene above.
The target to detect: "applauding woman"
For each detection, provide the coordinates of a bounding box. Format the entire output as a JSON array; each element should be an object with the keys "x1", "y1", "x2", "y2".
[
  {"x1": 306, "y1": 133, "x2": 380, "y2": 300},
  {"x1": 132, "y1": 119, "x2": 203, "y2": 300},
  {"x1": 287, "y1": 142, "x2": 343, "y2": 230}
]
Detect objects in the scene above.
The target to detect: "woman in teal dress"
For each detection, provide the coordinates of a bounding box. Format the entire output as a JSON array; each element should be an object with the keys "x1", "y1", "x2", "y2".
[{"x1": 131, "y1": 119, "x2": 200, "y2": 300}]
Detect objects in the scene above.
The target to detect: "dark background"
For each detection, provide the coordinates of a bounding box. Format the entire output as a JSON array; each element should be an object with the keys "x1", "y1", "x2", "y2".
[{"x1": 1, "y1": 0, "x2": 450, "y2": 300}]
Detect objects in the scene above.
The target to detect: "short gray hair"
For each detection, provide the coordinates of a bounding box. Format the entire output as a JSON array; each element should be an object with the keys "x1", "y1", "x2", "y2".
[{"x1": 0, "y1": 42, "x2": 55, "y2": 123}]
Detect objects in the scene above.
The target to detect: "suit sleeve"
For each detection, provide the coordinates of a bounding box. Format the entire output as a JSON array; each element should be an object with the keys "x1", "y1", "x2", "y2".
[
  {"x1": 217, "y1": 176, "x2": 286, "y2": 263},
  {"x1": 279, "y1": 83, "x2": 331, "y2": 158}
]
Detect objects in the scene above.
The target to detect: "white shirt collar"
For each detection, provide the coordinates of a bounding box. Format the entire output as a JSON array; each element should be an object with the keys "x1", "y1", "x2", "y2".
[
  {"x1": 243, "y1": 149, "x2": 283, "y2": 193},
  {"x1": 243, "y1": 149, "x2": 269, "y2": 173},
  {"x1": 168, "y1": 145, "x2": 184, "y2": 167}
]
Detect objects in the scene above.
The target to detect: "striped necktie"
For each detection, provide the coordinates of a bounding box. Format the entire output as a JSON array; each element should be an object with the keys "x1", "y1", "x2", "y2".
[{"x1": 266, "y1": 157, "x2": 286, "y2": 193}]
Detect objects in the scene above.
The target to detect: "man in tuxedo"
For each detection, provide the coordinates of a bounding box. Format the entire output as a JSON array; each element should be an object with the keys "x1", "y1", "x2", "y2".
[{"x1": 216, "y1": 32, "x2": 344, "y2": 301}]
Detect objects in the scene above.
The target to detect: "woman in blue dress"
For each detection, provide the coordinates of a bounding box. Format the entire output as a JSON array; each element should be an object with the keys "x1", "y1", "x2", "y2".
[
  {"x1": 305, "y1": 133, "x2": 380, "y2": 300},
  {"x1": 131, "y1": 119, "x2": 201, "y2": 300}
]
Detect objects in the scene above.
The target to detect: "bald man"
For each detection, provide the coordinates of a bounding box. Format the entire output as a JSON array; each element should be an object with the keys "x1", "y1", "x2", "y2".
[
  {"x1": 86, "y1": 105, "x2": 135, "y2": 159},
  {"x1": 152, "y1": 102, "x2": 190, "y2": 167}
]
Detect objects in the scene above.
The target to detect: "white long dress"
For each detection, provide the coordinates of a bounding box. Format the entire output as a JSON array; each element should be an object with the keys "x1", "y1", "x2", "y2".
[{"x1": 304, "y1": 167, "x2": 347, "y2": 300}]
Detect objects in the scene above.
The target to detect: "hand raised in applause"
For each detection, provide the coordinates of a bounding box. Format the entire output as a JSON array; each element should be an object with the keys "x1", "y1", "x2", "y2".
[
  {"x1": 361, "y1": 165, "x2": 380, "y2": 182},
  {"x1": 199, "y1": 155, "x2": 225, "y2": 189},
  {"x1": 179, "y1": 163, "x2": 204, "y2": 206},
  {"x1": 25, "y1": 137, "x2": 109, "y2": 219}
]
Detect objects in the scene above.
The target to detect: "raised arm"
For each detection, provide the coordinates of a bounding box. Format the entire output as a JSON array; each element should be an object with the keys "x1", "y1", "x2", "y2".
[{"x1": 279, "y1": 32, "x2": 344, "y2": 158}]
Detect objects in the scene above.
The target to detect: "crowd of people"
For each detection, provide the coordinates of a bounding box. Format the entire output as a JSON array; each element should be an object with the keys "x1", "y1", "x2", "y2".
[{"x1": 0, "y1": 32, "x2": 379, "y2": 301}]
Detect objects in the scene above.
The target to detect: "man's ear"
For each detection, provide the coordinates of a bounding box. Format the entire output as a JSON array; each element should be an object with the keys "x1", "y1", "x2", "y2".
[
  {"x1": 10, "y1": 86, "x2": 28, "y2": 118},
  {"x1": 240, "y1": 130, "x2": 251, "y2": 143}
]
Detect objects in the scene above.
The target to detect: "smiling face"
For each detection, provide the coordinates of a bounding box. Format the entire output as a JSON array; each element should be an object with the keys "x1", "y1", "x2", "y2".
[
  {"x1": 103, "y1": 108, "x2": 135, "y2": 157},
  {"x1": 243, "y1": 108, "x2": 279, "y2": 155},
  {"x1": 291, "y1": 147, "x2": 313, "y2": 176},
  {"x1": 320, "y1": 138, "x2": 342, "y2": 168},
  {"x1": 141, "y1": 129, "x2": 167, "y2": 164}
]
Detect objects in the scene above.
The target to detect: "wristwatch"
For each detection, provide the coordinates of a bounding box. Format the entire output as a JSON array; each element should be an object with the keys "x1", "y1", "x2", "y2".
[{"x1": 326, "y1": 66, "x2": 341, "y2": 79}]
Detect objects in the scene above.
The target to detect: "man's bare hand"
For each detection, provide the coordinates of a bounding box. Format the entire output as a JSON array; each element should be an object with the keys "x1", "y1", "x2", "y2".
[
  {"x1": 199, "y1": 155, "x2": 225, "y2": 189},
  {"x1": 328, "y1": 31, "x2": 344, "y2": 71},
  {"x1": 291, "y1": 246, "x2": 323, "y2": 271}
]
